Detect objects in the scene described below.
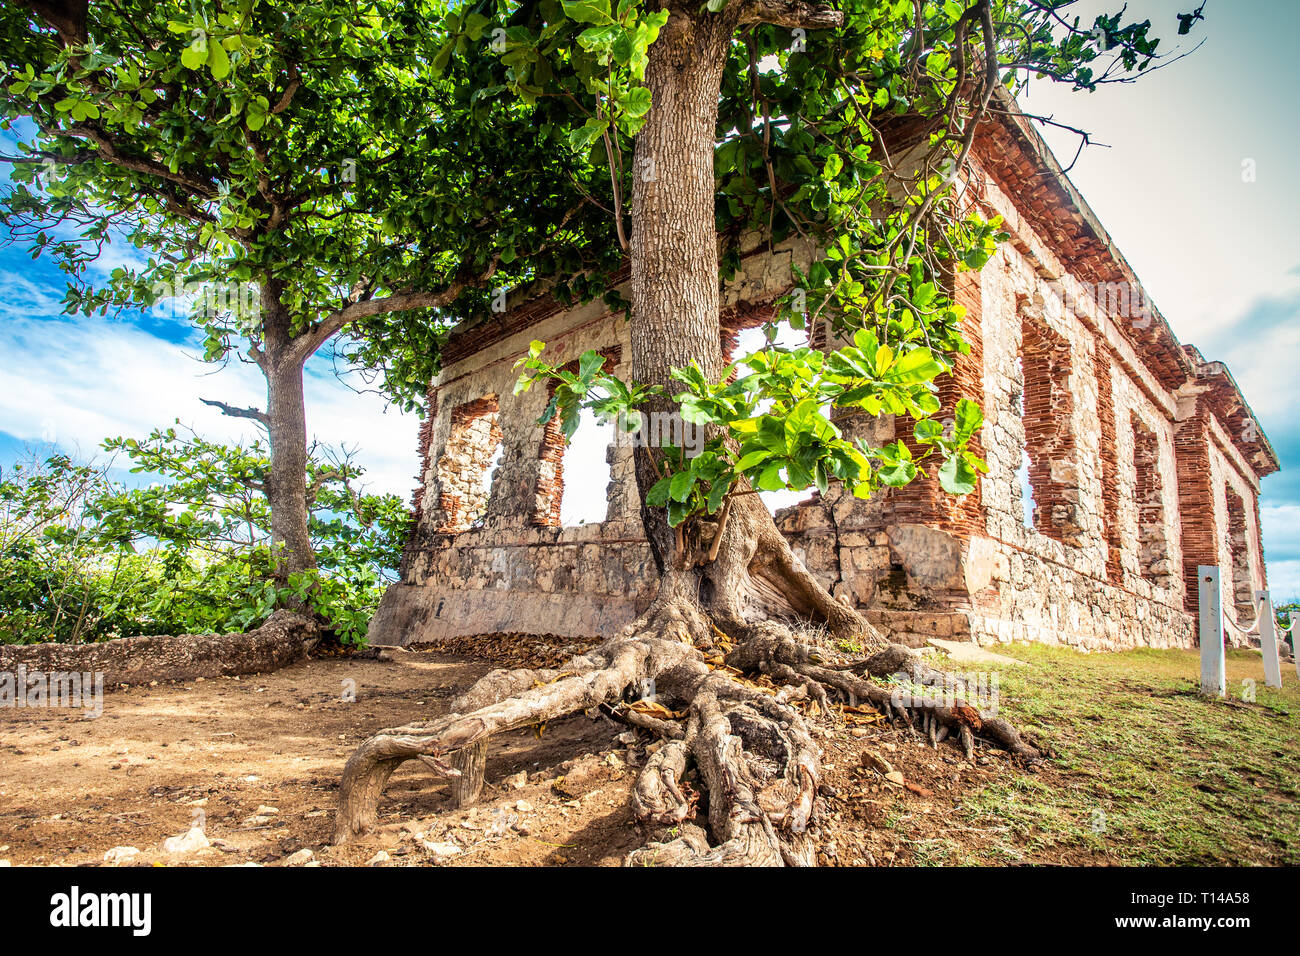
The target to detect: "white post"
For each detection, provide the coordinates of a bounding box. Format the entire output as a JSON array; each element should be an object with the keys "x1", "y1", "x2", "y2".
[
  {"x1": 1289, "y1": 613, "x2": 1300, "y2": 681},
  {"x1": 1255, "y1": 590, "x2": 1282, "y2": 689},
  {"x1": 1198, "y1": 565, "x2": 1225, "y2": 697}
]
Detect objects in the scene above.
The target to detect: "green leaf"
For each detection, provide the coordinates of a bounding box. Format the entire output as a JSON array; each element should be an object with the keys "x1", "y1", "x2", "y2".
[
  {"x1": 181, "y1": 40, "x2": 206, "y2": 71},
  {"x1": 667, "y1": 498, "x2": 691, "y2": 527},
  {"x1": 939, "y1": 455, "x2": 978, "y2": 496},
  {"x1": 884, "y1": 347, "x2": 944, "y2": 385},
  {"x1": 668, "y1": 470, "x2": 694, "y2": 502},
  {"x1": 207, "y1": 40, "x2": 231, "y2": 80},
  {"x1": 733, "y1": 449, "x2": 771, "y2": 472},
  {"x1": 756, "y1": 462, "x2": 785, "y2": 491},
  {"x1": 620, "y1": 86, "x2": 652, "y2": 118},
  {"x1": 646, "y1": 475, "x2": 673, "y2": 508},
  {"x1": 577, "y1": 24, "x2": 621, "y2": 53},
  {"x1": 562, "y1": 0, "x2": 612, "y2": 24},
  {"x1": 569, "y1": 117, "x2": 608, "y2": 153},
  {"x1": 953, "y1": 398, "x2": 982, "y2": 443}
]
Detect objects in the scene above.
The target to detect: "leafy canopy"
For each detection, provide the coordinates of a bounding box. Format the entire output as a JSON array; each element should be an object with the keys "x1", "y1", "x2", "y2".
[{"x1": 0, "y1": 0, "x2": 621, "y2": 408}]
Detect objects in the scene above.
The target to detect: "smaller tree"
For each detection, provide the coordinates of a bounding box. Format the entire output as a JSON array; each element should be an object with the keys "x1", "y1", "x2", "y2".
[
  {"x1": 0, "y1": 429, "x2": 408, "y2": 645},
  {"x1": 0, "y1": 0, "x2": 618, "y2": 587}
]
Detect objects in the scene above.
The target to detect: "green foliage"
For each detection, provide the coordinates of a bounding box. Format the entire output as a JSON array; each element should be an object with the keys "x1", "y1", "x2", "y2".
[
  {"x1": 0, "y1": 0, "x2": 622, "y2": 414},
  {"x1": 515, "y1": 332, "x2": 987, "y2": 526},
  {"x1": 0, "y1": 433, "x2": 408, "y2": 646}
]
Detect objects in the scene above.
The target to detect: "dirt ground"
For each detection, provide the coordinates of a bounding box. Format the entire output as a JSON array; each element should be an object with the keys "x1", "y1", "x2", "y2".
[{"x1": 0, "y1": 637, "x2": 1066, "y2": 867}]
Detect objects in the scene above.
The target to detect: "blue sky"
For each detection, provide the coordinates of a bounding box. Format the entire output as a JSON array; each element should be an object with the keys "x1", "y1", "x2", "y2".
[{"x1": 2, "y1": 0, "x2": 1297, "y2": 598}]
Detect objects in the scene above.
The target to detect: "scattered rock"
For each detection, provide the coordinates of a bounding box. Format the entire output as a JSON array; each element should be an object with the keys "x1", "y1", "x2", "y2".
[
  {"x1": 421, "y1": 841, "x2": 462, "y2": 861},
  {"x1": 884, "y1": 771, "x2": 906, "y2": 786},
  {"x1": 515, "y1": 800, "x2": 533, "y2": 813},
  {"x1": 103, "y1": 846, "x2": 140, "y2": 865},
  {"x1": 282, "y1": 849, "x2": 314, "y2": 866},
  {"x1": 506, "y1": 771, "x2": 528, "y2": 790},
  {"x1": 366, "y1": 850, "x2": 390, "y2": 866},
  {"x1": 861, "y1": 751, "x2": 894, "y2": 775},
  {"x1": 162, "y1": 827, "x2": 210, "y2": 855}
]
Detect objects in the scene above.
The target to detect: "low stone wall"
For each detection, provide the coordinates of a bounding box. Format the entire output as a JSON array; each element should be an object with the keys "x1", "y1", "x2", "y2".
[{"x1": 0, "y1": 611, "x2": 319, "y2": 690}]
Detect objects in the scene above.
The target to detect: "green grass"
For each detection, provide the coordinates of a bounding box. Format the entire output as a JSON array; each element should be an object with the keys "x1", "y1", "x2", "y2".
[{"x1": 944, "y1": 644, "x2": 1300, "y2": 865}]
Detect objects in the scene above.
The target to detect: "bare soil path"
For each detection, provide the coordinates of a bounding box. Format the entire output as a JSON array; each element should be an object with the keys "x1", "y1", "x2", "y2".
[{"x1": 0, "y1": 639, "x2": 1134, "y2": 867}]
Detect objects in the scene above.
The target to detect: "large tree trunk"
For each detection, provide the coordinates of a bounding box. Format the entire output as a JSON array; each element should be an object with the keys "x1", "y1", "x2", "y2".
[
  {"x1": 335, "y1": 7, "x2": 1039, "y2": 865},
  {"x1": 627, "y1": 9, "x2": 862, "y2": 640}
]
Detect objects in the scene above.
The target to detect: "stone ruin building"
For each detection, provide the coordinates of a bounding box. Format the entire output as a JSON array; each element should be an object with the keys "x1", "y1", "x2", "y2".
[{"x1": 369, "y1": 97, "x2": 1279, "y2": 654}]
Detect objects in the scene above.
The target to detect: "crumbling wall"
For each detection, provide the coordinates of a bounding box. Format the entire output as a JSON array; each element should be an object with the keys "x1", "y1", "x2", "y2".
[
  {"x1": 375, "y1": 136, "x2": 1273, "y2": 654},
  {"x1": 433, "y1": 395, "x2": 502, "y2": 533},
  {"x1": 372, "y1": 237, "x2": 825, "y2": 646}
]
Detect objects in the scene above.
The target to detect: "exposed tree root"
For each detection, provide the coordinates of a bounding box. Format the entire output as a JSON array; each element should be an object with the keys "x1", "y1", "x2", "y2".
[{"x1": 335, "y1": 570, "x2": 1040, "y2": 863}]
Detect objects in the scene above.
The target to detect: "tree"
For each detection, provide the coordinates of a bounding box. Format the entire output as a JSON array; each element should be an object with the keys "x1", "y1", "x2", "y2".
[
  {"x1": 0, "y1": 0, "x2": 619, "y2": 584},
  {"x1": 337, "y1": 0, "x2": 1203, "y2": 864}
]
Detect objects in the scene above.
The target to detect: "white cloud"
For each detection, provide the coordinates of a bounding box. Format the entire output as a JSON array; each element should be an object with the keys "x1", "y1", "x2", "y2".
[
  {"x1": 1262, "y1": 561, "x2": 1300, "y2": 606},
  {"x1": 0, "y1": 305, "x2": 419, "y2": 500}
]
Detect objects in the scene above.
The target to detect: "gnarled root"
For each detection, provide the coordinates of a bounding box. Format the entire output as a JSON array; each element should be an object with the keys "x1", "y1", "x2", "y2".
[
  {"x1": 335, "y1": 591, "x2": 823, "y2": 864},
  {"x1": 334, "y1": 619, "x2": 701, "y2": 843},
  {"x1": 728, "y1": 626, "x2": 1040, "y2": 759},
  {"x1": 336, "y1": 563, "x2": 1037, "y2": 862}
]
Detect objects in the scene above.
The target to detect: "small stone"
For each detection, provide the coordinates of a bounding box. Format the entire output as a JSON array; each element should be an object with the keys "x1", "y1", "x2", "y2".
[
  {"x1": 103, "y1": 846, "x2": 140, "y2": 865},
  {"x1": 862, "y1": 751, "x2": 894, "y2": 775},
  {"x1": 255, "y1": 805, "x2": 279, "y2": 815},
  {"x1": 506, "y1": 771, "x2": 528, "y2": 790},
  {"x1": 162, "y1": 827, "x2": 210, "y2": 855},
  {"x1": 366, "y1": 850, "x2": 390, "y2": 866},
  {"x1": 283, "y1": 849, "x2": 314, "y2": 866},
  {"x1": 884, "y1": 771, "x2": 906, "y2": 786},
  {"x1": 515, "y1": 800, "x2": 533, "y2": 813},
  {"x1": 421, "y1": 841, "x2": 463, "y2": 860}
]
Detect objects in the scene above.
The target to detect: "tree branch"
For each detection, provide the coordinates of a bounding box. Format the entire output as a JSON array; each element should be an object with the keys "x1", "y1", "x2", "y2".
[
  {"x1": 735, "y1": 0, "x2": 843, "y2": 29},
  {"x1": 200, "y1": 398, "x2": 270, "y2": 427}
]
